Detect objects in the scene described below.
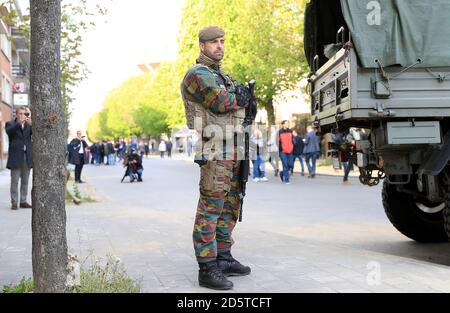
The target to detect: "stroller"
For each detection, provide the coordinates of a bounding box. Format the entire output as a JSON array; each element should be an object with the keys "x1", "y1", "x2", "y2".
[{"x1": 121, "y1": 152, "x2": 143, "y2": 183}]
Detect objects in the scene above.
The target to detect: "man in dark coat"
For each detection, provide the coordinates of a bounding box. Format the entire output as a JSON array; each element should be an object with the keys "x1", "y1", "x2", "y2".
[
  {"x1": 69, "y1": 130, "x2": 88, "y2": 183},
  {"x1": 6, "y1": 106, "x2": 33, "y2": 210},
  {"x1": 166, "y1": 140, "x2": 173, "y2": 158},
  {"x1": 292, "y1": 130, "x2": 305, "y2": 176}
]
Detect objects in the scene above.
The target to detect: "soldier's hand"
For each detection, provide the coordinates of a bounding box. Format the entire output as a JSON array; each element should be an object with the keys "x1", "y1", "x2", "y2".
[{"x1": 235, "y1": 85, "x2": 251, "y2": 108}]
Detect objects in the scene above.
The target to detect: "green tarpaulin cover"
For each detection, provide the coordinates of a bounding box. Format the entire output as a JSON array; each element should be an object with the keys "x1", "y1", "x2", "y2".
[{"x1": 341, "y1": 0, "x2": 450, "y2": 68}]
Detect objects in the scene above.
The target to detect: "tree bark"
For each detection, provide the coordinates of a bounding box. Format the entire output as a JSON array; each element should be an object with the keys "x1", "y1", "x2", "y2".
[
  {"x1": 31, "y1": 0, "x2": 67, "y2": 293},
  {"x1": 266, "y1": 98, "x2": 275, "y2": 126}
]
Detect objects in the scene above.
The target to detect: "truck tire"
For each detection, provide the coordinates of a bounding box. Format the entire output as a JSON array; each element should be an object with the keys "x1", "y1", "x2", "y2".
[
  {"x1": 382, "y1": 181, "x2": 448, "y2": 243},
  {"x1": 444, "y1": 187, "x2": 450, "y2": 240}
]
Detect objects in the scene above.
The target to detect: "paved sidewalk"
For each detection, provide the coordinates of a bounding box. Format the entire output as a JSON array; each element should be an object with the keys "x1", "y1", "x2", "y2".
[{"x1": 1, "y1": 161, "x2": 450, "y2": 293}]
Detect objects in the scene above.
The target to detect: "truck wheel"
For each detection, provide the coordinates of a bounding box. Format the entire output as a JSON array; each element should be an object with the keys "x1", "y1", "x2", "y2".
[
  {"x1": 382, "y1": 181, "x2": 448, "y2": 243},
  {"x1": 444, "y1": 186, "x2": 450, "y2": 240}
]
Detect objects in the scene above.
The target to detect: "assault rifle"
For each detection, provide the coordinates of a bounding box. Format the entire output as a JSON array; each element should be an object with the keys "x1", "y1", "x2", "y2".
[{"x1": 238, "y1": 80, "x2": 257, "y2": 222}]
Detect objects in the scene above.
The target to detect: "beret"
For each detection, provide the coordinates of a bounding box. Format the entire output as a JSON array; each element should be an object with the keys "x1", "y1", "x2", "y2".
[{"x1": 199, "y1": 26, "x2": 225, "y2": 42}]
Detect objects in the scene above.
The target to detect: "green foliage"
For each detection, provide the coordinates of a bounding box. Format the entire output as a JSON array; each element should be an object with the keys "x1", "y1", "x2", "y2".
[
  {"x1": 104, "y1": 75, "x2": 155, "y2": 138},
  {"x1": 73, "y1": 183, "x2": 81, "y2": 199},
  {"x1": 2, "y1": 256, "x2": 141, "y2": 293},
  {"x1": 88, "y1": 0, "x2": 309, "y2": 137},
  {"x1": 66, "y1": 190, "x2": 74, "y2": 201},
  {"x1": 2, "y1": 277, "x2": 33, "y2": 293},
  {"x1": 134, "y1": 105, "x2": 168, "y2": 137},
  {"x1": 81, "y1": 195, "x2": 96, "y2": 203},
  {"x1": 86, "y1": 112, "x2": 102, "y2": 142},
  {"x1": 0, "y1": 0, "x2": 110, "y2": 120},
  {"x1": 177, "y1": 0, "x2": 308, "y2": 124},
  {"x1": 87, "y1": 63, "x2": 184, "y2": 139},
  {"x1": 318, "y1": 160, "x2": 332, "y2": 167},
  {"x1": 136, "y1": 62, "x2": 185, "y2": 130},
  {"x1": 71, "y1": 255, "x2": 141, "y2": 293}
]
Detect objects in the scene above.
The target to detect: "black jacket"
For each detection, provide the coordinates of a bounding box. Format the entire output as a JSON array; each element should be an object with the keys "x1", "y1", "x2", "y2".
[
  {"x1": 6, "y1": 120, "x2": 32, "y2": 169},
  {"x1": 293, "y1": 135, "x2": 305, "y2": 156},
  {"x1": 127, "y1": 152, "x2": 143, "y2": 169},
  {"x1": 68, "y1": 138, "x2": 88, "y2": 165}
]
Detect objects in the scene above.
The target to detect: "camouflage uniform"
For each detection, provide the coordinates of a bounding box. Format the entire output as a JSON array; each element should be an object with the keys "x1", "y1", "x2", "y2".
[{"x1": 181, "y1": 58, "x2": 244, "y2": 263}]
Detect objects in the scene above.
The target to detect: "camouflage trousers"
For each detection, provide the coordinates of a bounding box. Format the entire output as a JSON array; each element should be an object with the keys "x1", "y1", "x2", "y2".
[{"x1": 193, "y1": 159, "x2": 241, "y2": 262}]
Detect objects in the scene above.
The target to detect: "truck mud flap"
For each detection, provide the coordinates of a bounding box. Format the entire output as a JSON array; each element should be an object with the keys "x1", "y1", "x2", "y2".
[{"x1": 418, "y1": 130, "x2": 450, "y2": 176}]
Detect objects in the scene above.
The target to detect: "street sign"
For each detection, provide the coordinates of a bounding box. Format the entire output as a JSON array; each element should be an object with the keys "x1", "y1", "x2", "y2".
[{"x1": 13, "y1": 93, "x2": 28, "y2": 106}]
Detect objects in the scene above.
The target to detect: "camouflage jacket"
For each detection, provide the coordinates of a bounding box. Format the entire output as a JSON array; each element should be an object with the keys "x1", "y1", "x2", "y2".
[{"x1": 181, "y1": 64, "x2": 241, "y2": 114}]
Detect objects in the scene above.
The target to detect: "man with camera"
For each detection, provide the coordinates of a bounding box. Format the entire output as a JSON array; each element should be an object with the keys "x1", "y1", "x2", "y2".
[
  {"x1": 6, "y1": 106, "x2": 33, "y2": 210},
  {"x1": 180, "y1": 26, "x2": 253, "y2": 290},
  {"x1": 69, "y1": 130, "x2": 88, "y2": 183}
]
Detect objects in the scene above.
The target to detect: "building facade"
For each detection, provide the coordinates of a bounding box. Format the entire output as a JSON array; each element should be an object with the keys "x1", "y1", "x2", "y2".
[{"x1": 0, "y1": 3, "x2": 29, "y2": 169}]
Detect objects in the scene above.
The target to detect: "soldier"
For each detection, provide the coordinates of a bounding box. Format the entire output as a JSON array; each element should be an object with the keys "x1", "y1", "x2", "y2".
[{"x1": 180, "y1": 26, "x2": 252, "y2": 290}]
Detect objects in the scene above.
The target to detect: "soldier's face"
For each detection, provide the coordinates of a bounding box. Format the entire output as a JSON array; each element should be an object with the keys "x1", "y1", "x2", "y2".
[{"x1": 200, "y1": 37, "x2": 225, "y2": 61}]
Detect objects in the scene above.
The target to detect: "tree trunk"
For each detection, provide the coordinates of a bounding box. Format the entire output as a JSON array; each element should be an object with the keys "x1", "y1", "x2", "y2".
[
  {"x1": 266, "y1": 98, "x2": 275, "y2": 126},
  {"x1": 31, "y1": 0, "x2": 67, "y2": 293}
]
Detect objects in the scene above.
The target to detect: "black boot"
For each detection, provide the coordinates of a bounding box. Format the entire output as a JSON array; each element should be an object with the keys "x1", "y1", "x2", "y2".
[
  {"x1": 198, "y1": 261, "x2": 233, "y2": 290},
  {"x1": 217, "y1": 252, "x2": 251, "y2": 277}
]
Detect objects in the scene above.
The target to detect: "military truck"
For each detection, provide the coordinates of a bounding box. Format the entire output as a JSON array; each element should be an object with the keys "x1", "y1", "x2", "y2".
[{"x1": 305, "y1": 0, "x2": 450, "y2": 242}]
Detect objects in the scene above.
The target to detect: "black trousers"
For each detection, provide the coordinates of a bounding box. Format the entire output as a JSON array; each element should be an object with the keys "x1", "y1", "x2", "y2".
[{"x1": 75, "y1": 154, "x2": 85, "y2": 182}]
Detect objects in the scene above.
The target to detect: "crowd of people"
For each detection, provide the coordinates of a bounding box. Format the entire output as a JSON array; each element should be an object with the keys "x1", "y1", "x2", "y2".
[
  {"x1": 2, "y1": 106, "x2": 357, "y2": 212},
  {"x1": 71, "y1": 138, "x2": 175, "y2": 166},
  {"x1": 249, "y1": 120, "x2": 322, "y2": 185},
  {"x1": 65, "y1": 135, "x2": 176, "y2": 183}
]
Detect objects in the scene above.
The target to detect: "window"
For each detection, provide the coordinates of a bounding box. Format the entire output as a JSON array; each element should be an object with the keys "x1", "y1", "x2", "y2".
[
  {"x1": 0, "y1": 34, "x2": 11, "y2": 61},
  {"x1": 2, "y1": 124, "x2": 9, "y2": 154},
  {"x1": 2, "y1": 76, "x2": 12, "y2": 105}
]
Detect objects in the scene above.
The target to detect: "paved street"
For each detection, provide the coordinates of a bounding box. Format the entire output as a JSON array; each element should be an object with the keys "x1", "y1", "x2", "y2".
[{"x1": 1, "y1": 156, "x2": 450, "y2": 293}]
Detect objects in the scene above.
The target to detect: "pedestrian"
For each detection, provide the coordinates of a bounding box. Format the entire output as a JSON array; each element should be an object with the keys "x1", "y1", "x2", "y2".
[
  {"x1": 126, "y1": 148, "x2": 144, "y2": 182},
  {"x1": 250, "y1": 128, "x2": 268, "y2": 182},
  {"x1": 187, "y1": 137, "x2": 193, "y2": 157},
  {"x1": 102, "y1": 141, "x2": 109, "y2": 164},
  {"x1": 166, "y1": 140, "x2": 173, "y2": 158},
  {"x1": 69, "y1": 130, "x2": 88, "y2": 183},
  {"x1": 292, "y1": 130, "x2": 305, "y2": 176},
  {"x1": 158, "y1": 140, "x2": 166, "y2": 158},
  {"x1": 5, "y1": 106, "x2": 33, "y2": 210},
  {"x1": 130, "y1": 136, "x2": 138, "y2": 151},
  {"x1": 144, "y1": 143, "x2": 149, "y2": 158},
  {"x1": 82, "y1": 136, "x2": 90, "y2": 164},
  {"x1": 118, "y1": 139, "x2": 126, "y2": 162},
  {"x1": 340, "y1": 131, "x2": 354, "y2": 185},
  {"x1": 342, "y1": 128, "x2": 367, "y2": 185},
  {"x1": 103, "y1": 141, "x2": 110, "y2": 165},
  {"x1": 89, "y1": 143, "x2": 96, "y2": 164},
  {"x1": 99, "y1": 141, "x2": 105, "y2": 165},
  {"x1": 96, "y1": 142, "x2": 102, "y2": 164},
  {"x1": 267, "y1": 125, "x2": 280, "y2": 177},
  {"x1": 66, "y1": 138, "x2": 80, "y2": 204},
  {"x1": 304, "y1": 125, "x2": 321, "y2": 178},
  {"x1": 278, "y1": 120, "x2": 294, "y2": 184},
  {"x1": 180, "y1": 26, "x2": 251, "y2": 290},
  {"x1": 107, "y1": 141, "x2": 115, "y2": 165},
  {"x1": 139, "y1": 141, "x2": 146, "y2": 160},
  {"x1": 114, "y1": 140, "x2": 120, "y2": 162}
]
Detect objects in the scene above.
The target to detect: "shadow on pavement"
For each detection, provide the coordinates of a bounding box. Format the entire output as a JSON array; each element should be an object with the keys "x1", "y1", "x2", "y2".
[{"x1": 358, "y1": 240, "x2": 450, "y2": 267}]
